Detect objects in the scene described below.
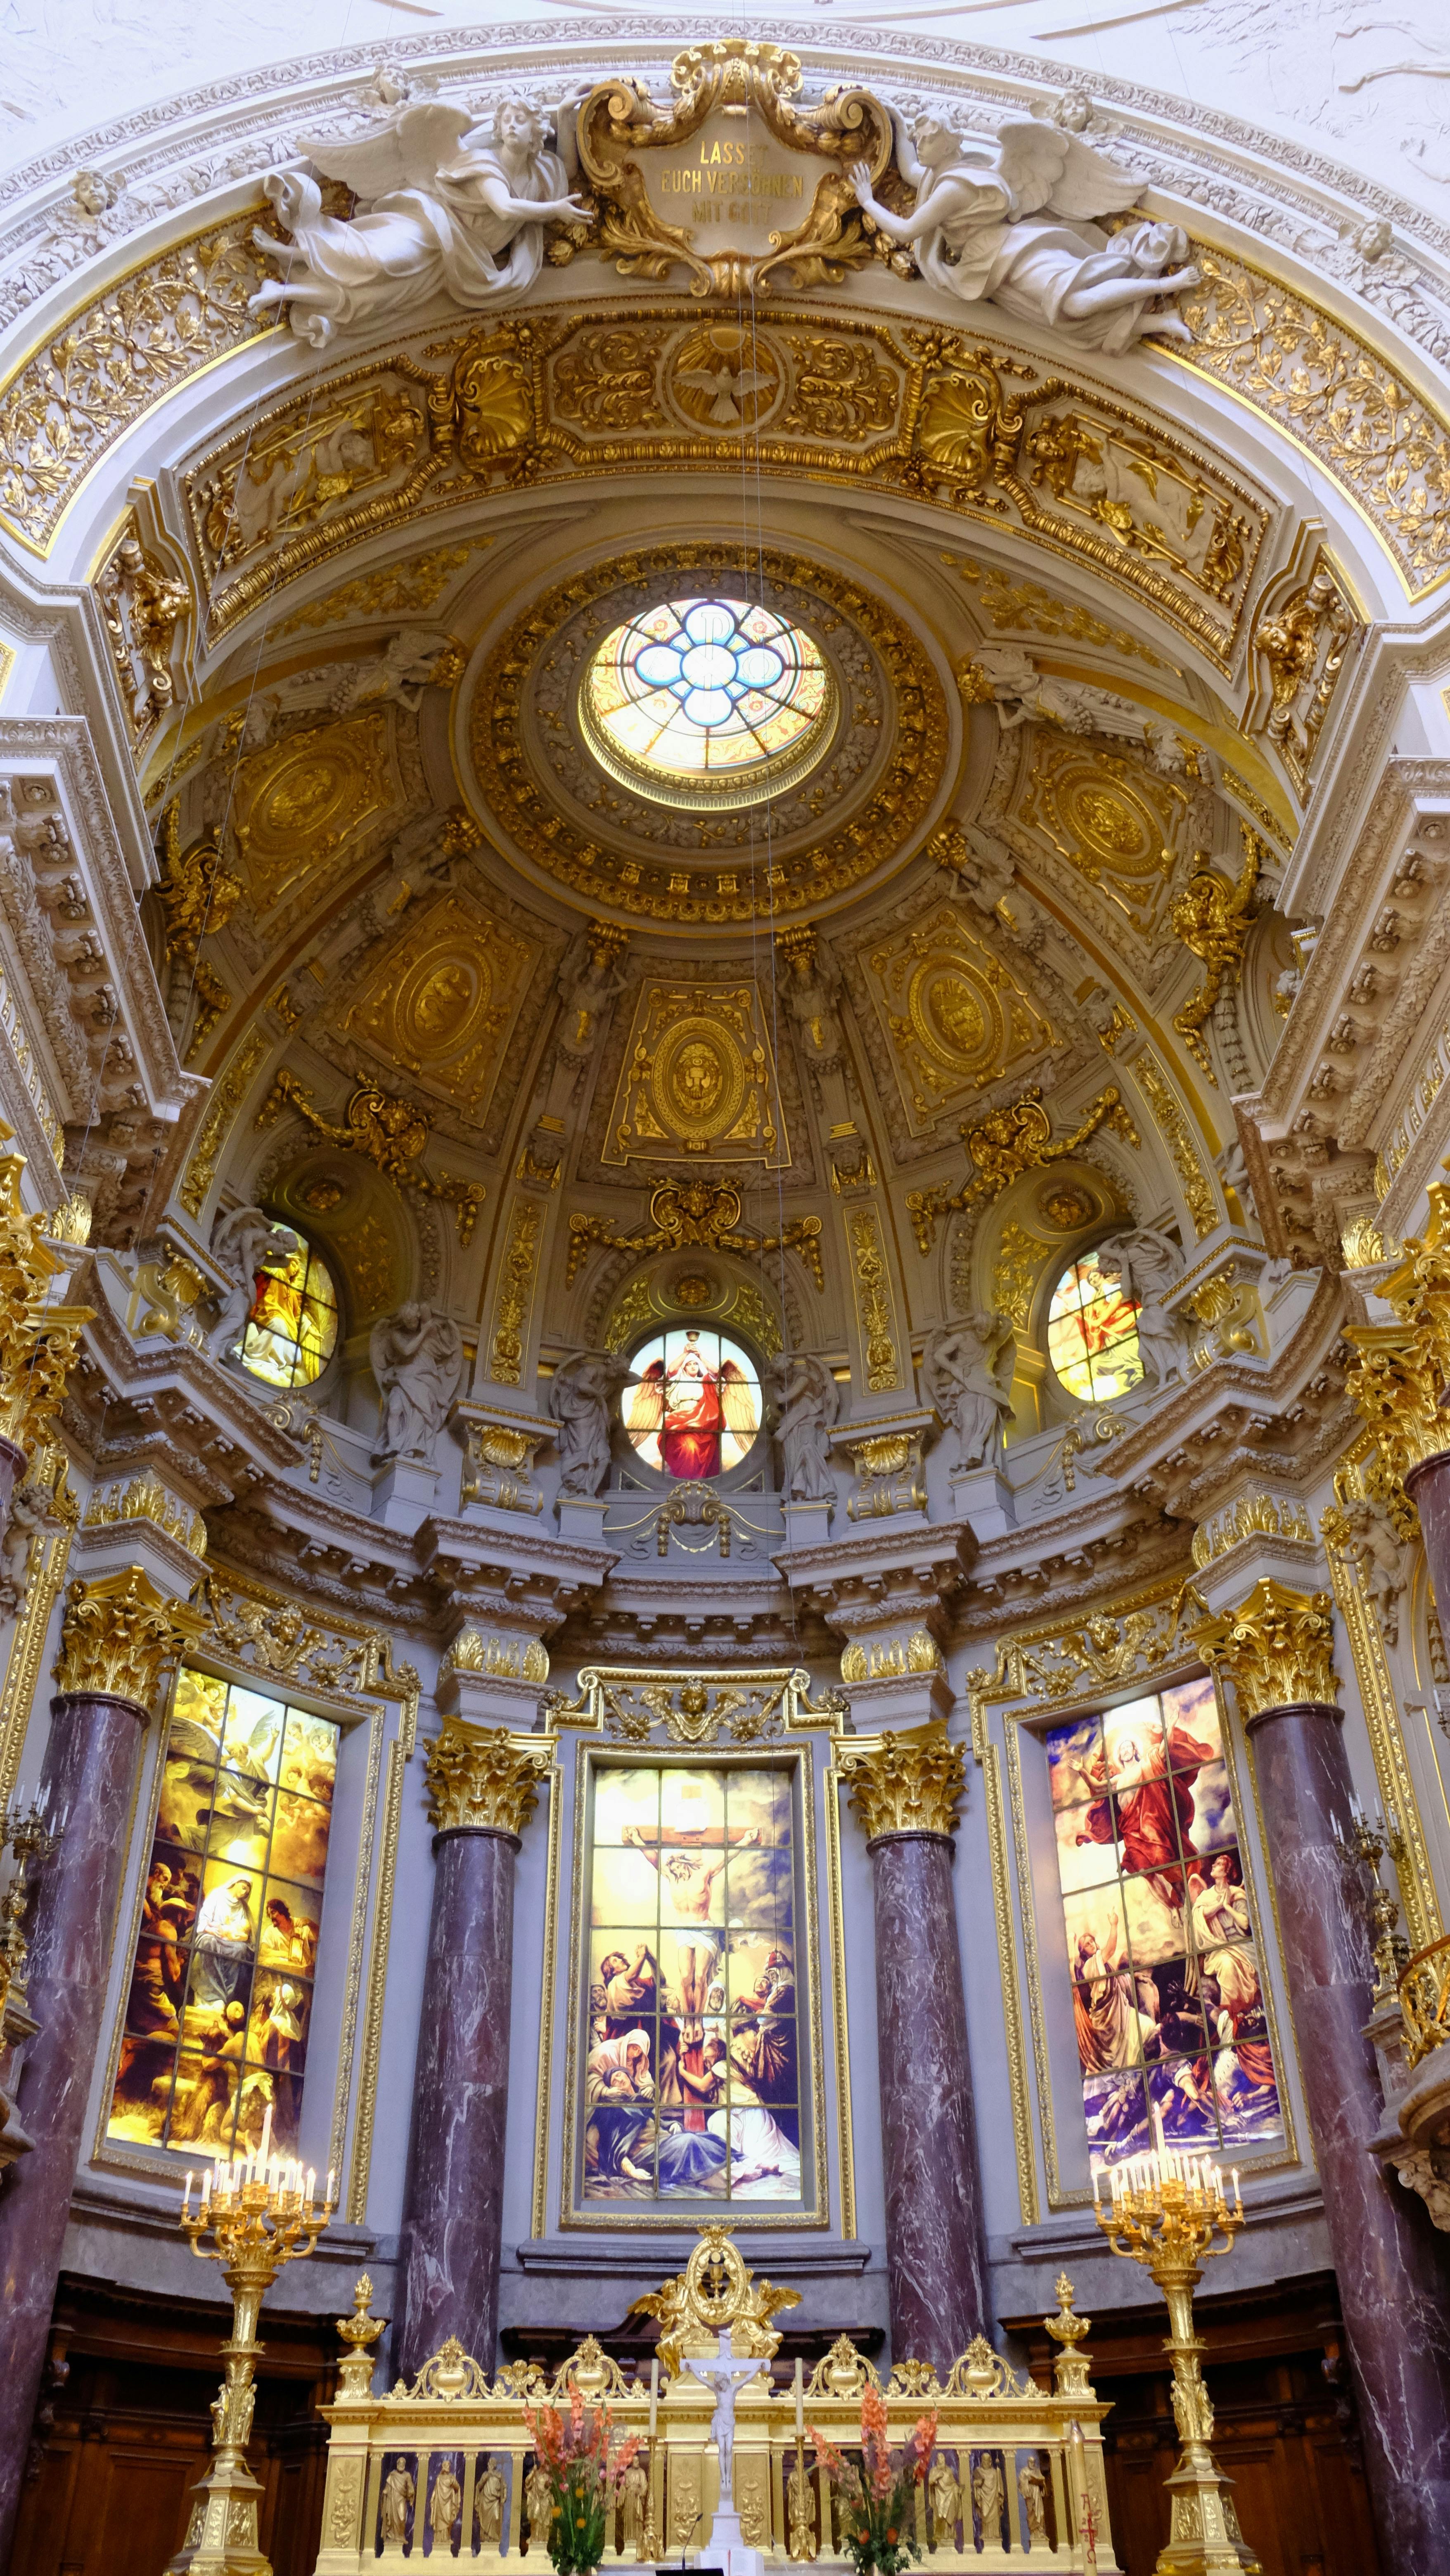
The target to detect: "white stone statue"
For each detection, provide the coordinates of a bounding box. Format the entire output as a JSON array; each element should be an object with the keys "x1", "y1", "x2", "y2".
[
  {"x1": 252, "y1": 98, "x2": 587, "y2": 348},
  {"x1": 766, "y1": 1353, "x2": 839, "y2": 1502},
  {"x1": 922, "y1": 1314, "x2": 1016, "y2": 1470},
  {"x1": 1095, "y1": 1228, "x2": 1189, "y2": 1390},
  {"x1": 779, "y1": 942, "x2": 846, "y2": 1075},
  {"x1": 209, "y1": 1205, "x2": 301, "y2": 1363},
  {"x1": 686, "y1": 2328, "x2": 764, "y2": 2512},
  {"x1": 1338, "y1": 1495, "x2": 1404, "y2": 1646},
  {"x1": 370, "y1": 1302, "x2": 464, "y2": 1462},
  {"x1": 554, "y1": 931, "x2": 628, "y2": 1065},
  {"x1": 329, "y1": 629, "x2": 457, "y2": 715},
  {"x1": 965, "y1": 640, "x2": 1188, "y2": 772},
  {"x1": 849, "y1": 113, "x2": 1199, "y2": 354},
  {"x1": 549, "y1": 1350, "x2": 631, "y2": 1496}
]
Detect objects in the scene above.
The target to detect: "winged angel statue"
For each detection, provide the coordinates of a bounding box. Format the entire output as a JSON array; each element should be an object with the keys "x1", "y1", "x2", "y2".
[
  {"x1": 251, "y1": 98, "x2": 587, "y2": 347},
  {"x1": 850, "y1": 112, "x2": 1199, "y2": 353}
]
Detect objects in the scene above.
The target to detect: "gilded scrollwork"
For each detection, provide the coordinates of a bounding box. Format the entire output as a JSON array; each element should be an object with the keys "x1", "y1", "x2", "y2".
[
  {"x1": 969, "y1": 1581, "x2": 1200, "y2": 1711},
  {"x1": 846, "y1": 1203, "x2": 902, "y2": 1395},
  {"x1": 230, "y1": 713, "x2": 401, "y2": 921},
  {"x1": 341, "y1": 890, "x2": 535, "y2": 1117},
  {"x1": 907, "y1": 1082, "x2": 1140, "y2": 1255},
  {"x1": 566, "y1": 1180, "x2": 823, "y2": 1294},
  {"x1": 1249, "y1": 549, "x2": 1360, "y2": 798},
  {"x1": 548, "y1": 1664, "x2": 836, "y2": 1744},
  {"x1": 487, "y1": 1198, "x2": 544, "y2": 1389},
  {"x1": 1168, "y1": 830, "x2": 1264, "y2": 1085},
  {"x1": 254, "y1": 1068, "x2": 485, "y2": 1248}
]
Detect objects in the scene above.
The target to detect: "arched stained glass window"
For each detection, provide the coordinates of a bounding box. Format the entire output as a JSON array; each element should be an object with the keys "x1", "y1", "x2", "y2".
[
  {"x1": 1046, "y1": 1252, "x2": 1144, "y2": 1404},
  {"x1": 623, "y1": 1329, "x2": 762, "y2": 1480},
  {"x1": 237, "y1": 1231, "x2": 338, "y2": 1391},
  {"x1": 583, "y1": 598, "x2": 832, "y2": 803}
]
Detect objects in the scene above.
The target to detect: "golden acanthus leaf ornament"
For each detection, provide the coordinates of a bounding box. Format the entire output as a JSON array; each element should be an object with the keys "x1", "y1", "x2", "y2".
[
  {"x1": 906, "y1": 1083, "x2": 1140, "y2": 1253},
  {"x1": 53, "y1": 1568, "x2": 202, "y2": 1709},
  {"x1": 1168, "y1": 827, "x2": 1264, "y2": 1083},
  {"x1": 1192, "y1": 1578, "x2": 1339, "y2": 1721},
  {"x1": 566, "y1": 1179, "x2": 824, "y2": 1290},
  {"x1": 0, "y1": 1132, "x2": 94, "y2": 1457},
  {"x1": 836, "y1": 1719, "x2": 968, "y2": 1840},
  {"x1": 1343, "y1": 1172, "x2": 1450, "y2": 1493},
  {"x1": 425, "y1": 1717, "x2": 553, "y2": 1838}
]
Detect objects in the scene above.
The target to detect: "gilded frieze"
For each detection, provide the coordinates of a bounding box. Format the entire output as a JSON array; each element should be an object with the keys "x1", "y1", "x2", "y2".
[
  {"x1": 1016, "y1": 736, "x2": 1189, "y2": 939},
  {"x1": 274, "y1": 538, "x2": 493, "y2": 637},
  {"x1": 231, "y1": 712, "x2": 402, "y2": 920},
  {"x1": 602, "y1": 982, "x2": 789, "y2": 1169},
  {"x1": 341, "y1": 890, "x2": 535, "y2": 1116},
  {"x1": 187, "y1": 368, "x2": 429, "y2": 581},
  {"x1": 864, "y1": 900, "x2": 1058, "y2": 1135}
]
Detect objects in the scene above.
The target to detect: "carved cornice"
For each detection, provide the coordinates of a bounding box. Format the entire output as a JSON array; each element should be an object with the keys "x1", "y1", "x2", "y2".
[
  {"x1": 836, "y1": 1718, "x2": 967, "y2": 1842},
  {"x1": 1192, "y1": 1575, "x2": 1339, "y2": 1719},
  {"x1": 52, "y1": 1564, "x2": 200, "y2": 1708},
  {"x1": 424, "y1": 1714, "x2": 553, "y2": 1838}
]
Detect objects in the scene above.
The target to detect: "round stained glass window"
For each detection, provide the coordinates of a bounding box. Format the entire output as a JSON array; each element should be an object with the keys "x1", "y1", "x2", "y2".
[
  {"x1": 238, "y1": 1233, "x2": 338, "y2": 1392},
  {"x1": 581, "y1": 597, "x2": 835, "y2": 810},
  {"x1": 1046, "y1": 1254, "x2": 1144, "y2": 1405},
  {"x1": 623, "y1": 1329, "x2": 763, "y2": 1480}
]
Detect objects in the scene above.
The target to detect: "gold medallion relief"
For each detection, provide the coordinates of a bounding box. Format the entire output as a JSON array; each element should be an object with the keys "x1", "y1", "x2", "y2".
[
  {"x1": 231, "y1": 712, "x2": 400, "y2": 917},
  {"x1": 1016, "y1": 737, "x2": 1187, "y2": 936},
  {"x1": 342, "y1": 893, "x2": 535, "y2": 1114},
  {"x1": 605, "y1": 984, "x2": 788, "y2": 1168},
  {"x1": 865, "y1": 902, "x2": 1058, "y2": 1134}
]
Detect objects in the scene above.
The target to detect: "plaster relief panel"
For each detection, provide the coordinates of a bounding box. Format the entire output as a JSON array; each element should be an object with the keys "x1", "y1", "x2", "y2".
[
  {"x1": 230, "y1": 711, "x2": 403, "y2": 923},
  {"x1": 863, "y1": 898, "x2": 1059, "y2": 1136},
  {"x1": 602, "y1": 981, "x2": 790, "y2": 1171},
  {"x1": 341, "y1": 888, "x2": 536, "y2": 1118}
]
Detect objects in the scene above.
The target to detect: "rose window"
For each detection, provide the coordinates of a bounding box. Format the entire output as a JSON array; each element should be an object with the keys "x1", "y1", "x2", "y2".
[{"x1": 581, "y1": 597, "x2": 834, "y2": 808}]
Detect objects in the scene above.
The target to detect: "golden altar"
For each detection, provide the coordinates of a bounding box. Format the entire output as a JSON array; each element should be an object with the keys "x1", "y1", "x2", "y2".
[{"x1": 311, "y1": 2232, "x2": 1119, "y2": 2571}]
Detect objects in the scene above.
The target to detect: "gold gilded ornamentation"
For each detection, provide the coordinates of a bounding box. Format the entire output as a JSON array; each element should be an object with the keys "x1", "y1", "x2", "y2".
[
  {"x1": 460, "y1": 1420, "x2": 547, "y2": 1516},
  {"x1": 1169, "y1": 831, "x2": 1263, "y2": 1084},
  {"x1": 489, "y1": 1199, "x2": 544, "y2": 1387},
  {"x1": 0, "y1": 1131, "x2": 93, "y2": 1455},
  {"x1": 1176, "y1": 248, "x2": 1450, "y2": 599},
  {"x1": 96, "y1": 521, "x2": 192, "y2": 752},
  {"x1": 846, "y1": 1204, "x2": 901, "y2": 1394},
  {"x1": 866, "y1": 902, "x2": 1057, "y2": 1133},
  {"x1": 1130, "y1": 1052, "x2": 1219, "y2": 1241},
  {"x1": 943, "y1": 553, "x2": 1165, "y2": 664},
  {"x1": 1185, "y1": 1261, "x2": 1265, "y2": 1365},
  {"x1": 657, "y1": 1484, "x2": 732, "y2": 1560},
  {"x1": 425, "y1": 1715, "x2": 552, "y2": 1837},
  {"x1": 629, "y1": 2225, "x2": 799, "y2": 2372},
  {"x1": 54, "y1": 1566, "x2": 200, "y2": 1707},
  {"x1": 992, "y1": 1219, "x2": 1050, "y2": 1328},
  {"x1": 907, "y1": 1083, "x2": 1139, "y2": 1254},
  {"x1": 549, "y1": 1663, "x2": 839, "y2": 1742},
  {"x1": 843, "y1": 1425, "x2": 928, "y2": 1522},
  {"x1": 1017, "y1": 737, "x2": 1186, "y2": 937},
  {"x1": 1191, "y1": 1492, "x2": 1313, "y2": 1567},
  {"x1": 0, "y1": 1449, "x2": 76, "y2": 1809},
  {"x1": 566, "y1": 1181, "x2": 822, "y2": 1293},
  {"x1": 1251, "y1": 554, "x2": 1358, "y2": 796},
  {"x1": 231, "y1": 713, "x2": 398, "y2": 918},
  {"x1": 576, "y1": 41, "x2": 893, "y2": 300},
  {"x1": 343, "y1": 891, "x2": 533, "y2": 1113},
  {"x1": 185, "y1": 965, "x2": 233, "y2": 1062},
  {"x1": 836, "y1": 1721, "x2": 967, "y2": 1841},
  {"x1": 255, "y1": 1070, "x2": 484, "y2": 1248},
  {"x1": 0, "y1": 961, "x2": 63, "y2": 1165},
  {"x1": 0, "y1": 214, "x2": 279, "y2": 554},
  {"x1": 839, "y1": 1632, "x2": 941, "y2": 1682},
  {"x1": 1193, "y1": 1579, "x2": 1338, "y2": 1719},
  {"x1": 192, "y1": 373, "x2": 428, "y2": 576},
  {"x1": 275, "y1": 540, "x2": 490, "y2": 635},
  {"x1": 1400, "y1": 1936, "x2": 1450, "y2": 2072},
  {"x1": 1320, "y1": 1467, "x2": 1441, "y2": 1949},
  {"x1": 604, "y1": 983, "x2": 787, "y2": 1167},
  {"x1": 156, "y1": 811, "x2": 242, "y2": 965},
  {"x1": 1343, "y1": 1174, "x2": 1450, "y2": 1490},
  {"x1": 971, "y1": 1582, "x2": 1200, "y2": 1709},
  {"x1": 83, "y1": 1469, "x2": 207, "y2": 1559},
  {"x1": 441, "y1": 1631, "x2": 550, "y2": 1684},
  {"x1": 1024, "y1": 406, "x2": 1250, "y2": 604}
]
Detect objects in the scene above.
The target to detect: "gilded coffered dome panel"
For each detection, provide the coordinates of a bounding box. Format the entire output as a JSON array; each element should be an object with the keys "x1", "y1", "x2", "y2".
[{"x1": 464, "y1": 544, "x2": 952, "y2": 928}]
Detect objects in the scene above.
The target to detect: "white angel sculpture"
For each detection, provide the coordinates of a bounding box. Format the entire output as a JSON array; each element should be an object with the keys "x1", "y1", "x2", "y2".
[
  {"x1": 850, "y1": 113, "x2": 1198, "y2": 355},
  {"x1": 251, "y1": 98, "x2": 587, "y2": 348}
]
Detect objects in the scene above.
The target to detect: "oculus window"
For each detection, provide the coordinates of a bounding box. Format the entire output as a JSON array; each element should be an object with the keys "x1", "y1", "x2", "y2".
[
  {"x1": 238, "y1": 1230, "x2": 338, "y2": 1390},
  {"x1": 1045, "y1": 1674, "x2": 1284, "y2": 2170},
  {"x1": 107, "y1": 1668, "x2": 337, "y2": 2161},
  {"x1": 582, "y1": 597, "x2": 833, "y2": 809},
  {"x1": 624, "y1": 1328, "x2": 761, "y2": 1480},
  {"x1": 1046, "y1": 1252, "x2": 1143, "y2": 1404},
  {"x1": 582, "y1": 1762, "x2": 803, "y2": 2207}
]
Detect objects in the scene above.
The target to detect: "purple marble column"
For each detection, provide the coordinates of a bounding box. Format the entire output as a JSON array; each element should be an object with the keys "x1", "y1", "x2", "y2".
[
  {"x1": 1249, "y1": 1698, "x2": 1450, "y2": 2576},
  {"x1": 393, "y1": 1823, "x2": 521, "y2": 2382},
  {"x1": 0, "y1": 1436, "x2": 26, "y2": 1558},
  {"x1": 1405, "y1": 1451, "x2": 1450, "y2": 1644},
  {"x1": 0, "y1": 1688, "x2": 148, "y2": 2568},
  {"x1": 867, "y1": 1828, "x2": 989, "y2": 2373}
]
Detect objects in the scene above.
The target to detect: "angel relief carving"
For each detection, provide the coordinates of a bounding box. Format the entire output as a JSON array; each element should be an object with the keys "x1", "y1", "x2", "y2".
[
  {"x1": 251, "y1": 99, "x2": 588, "y2": 346},
  {"x1": 850, "y1": 112, "x2": 1199, "y2": 353}
]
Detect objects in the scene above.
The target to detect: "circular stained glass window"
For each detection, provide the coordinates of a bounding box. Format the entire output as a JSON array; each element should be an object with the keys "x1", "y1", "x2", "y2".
[
  {"x1": 238, "y1": 1232, "x2": 339, "y2": 1392},
  {"x1": 1046, "y1": 1254, "x2": 1144, "y2": 1405},
  {"x1": 581, "y1": 597, "x2": 835, "y2": 810},
  {"x1": 623, "y1": 1328, "x2": 763, "y2": 1480}
]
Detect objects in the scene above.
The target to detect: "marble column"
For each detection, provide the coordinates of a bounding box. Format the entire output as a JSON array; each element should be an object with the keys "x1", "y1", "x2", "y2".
[
  {"x1": 1404, "y1": 1450, "x2": 1450, "y2": 1640},
  {"x1": 0, "y1": 1570, "x2": 185, "y2": 2571},
  {"x1": 393, "y1": 1719, "x2": 552, "y2": 2383},
  {"x1": 839, "y1": 1722, "x2": 988, "y2": 2373},
  {"x1": 1203, "y1": 1581, "x2": 1450, "y2": 2576}
]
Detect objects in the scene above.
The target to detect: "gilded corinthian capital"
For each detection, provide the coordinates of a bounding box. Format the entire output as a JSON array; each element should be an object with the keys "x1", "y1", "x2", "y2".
[
  {"x1": 836, "y1": 1719, "x2": 967, "y2": 1840},
  {"x1": 1343, "y1": 1179, "x2": 1450, "y2": 1487},
  {"x1": 53, "y1": 1567, "x2": 198, "y2": 1707},
  {"x1": 426, "y1": 1715, "x2": 553, "y2": 1837},
  {"x1": 1193, "y1": 1578, "x2": 1339, "y2": 1720}
]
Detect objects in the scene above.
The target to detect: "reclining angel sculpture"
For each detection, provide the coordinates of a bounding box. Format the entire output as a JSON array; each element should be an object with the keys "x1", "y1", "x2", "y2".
[
  {"x1": 251, "y1": 97, "x2": 586, "y2": 347},
  {"x1": 850, "y1": 111, "x2": 1199, "y2": 354}
]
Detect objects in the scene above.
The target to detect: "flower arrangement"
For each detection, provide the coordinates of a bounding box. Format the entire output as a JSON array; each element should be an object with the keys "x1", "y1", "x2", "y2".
[
  {"x1": 810, "y1": 2387, "x2": 937, "y2": 2576},
  {"x1": 524, "y1": 2384, "x2": 642, "y2": 2576}
]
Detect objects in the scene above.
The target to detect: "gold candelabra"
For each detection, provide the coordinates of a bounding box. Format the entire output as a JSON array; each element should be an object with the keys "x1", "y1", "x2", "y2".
[
  {"x1": 168, "y1": 2111, "x2": 336, "y2": 2576},
  {"x1": 1094, "y1": 2148, "x2": 1261, "y2": 2576}
]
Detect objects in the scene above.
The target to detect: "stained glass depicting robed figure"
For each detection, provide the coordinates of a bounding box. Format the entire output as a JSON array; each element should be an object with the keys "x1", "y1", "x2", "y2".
[
  {"x1": 624, "y1": 1330, "x2": 761, "y2": 1480},
  {"x1": 583, "y1": 1764, "x2": 802, "y2": 2205},
  {"x1": 1045, "y1": 1674, "x2": 1285, "y2": 2171}
]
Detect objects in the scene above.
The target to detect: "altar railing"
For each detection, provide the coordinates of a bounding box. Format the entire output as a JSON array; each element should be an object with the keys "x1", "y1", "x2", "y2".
[{"x1": 312, "y1": 2287, "x2": 1118, "y2": 2573}]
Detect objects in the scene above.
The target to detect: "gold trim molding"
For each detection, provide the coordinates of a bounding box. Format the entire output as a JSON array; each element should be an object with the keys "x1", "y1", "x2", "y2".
[
  {"x1": 835, "y1": 1718, "x2": 967, "y2": 1840},
  {"x1": 1194, "y1": 1577, "x2": 1339, "y2": 1720},
  {"x1": 1344, "y1": 1172, "x2": 1450, "y2": 1491},
  {"x1": 53, "y1": 1567, "x2": 202, "y2": 1707},
  {"x1": 425, "y1": 1715, "x2": 554, "y2": 1837}
]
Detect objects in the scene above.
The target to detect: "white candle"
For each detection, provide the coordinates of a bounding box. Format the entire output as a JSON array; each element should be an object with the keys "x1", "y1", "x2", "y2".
[
  {"x1": 307, "y1": 2167, "x2": 316, "y2": 2208},
  {"x1": 1231, "y1": 2168, "x2": 1241, "y2": 2214},
  {"x1": 649, "y1": 2358, "x2": 659, "y2": 2437},
  {"x1": 182, "y1": 2171, "x2": 193, "y2": 2220},
  {"x1": 326, "y1": 2166, "x2": 336, "y2": 2208},
  {"x1": 1091, "y1": 2164, "x2": 1102, "y2": 2210},
  {"x1": 259, "y1": 2101, "x2": 273, "y2": 2172},
  {"x1": 201, "y1": 2166, "x2": 212, "y2": 2209},
  {"x1": 794, "y1": 2356, "x2": 803, "y2": 2439}
]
